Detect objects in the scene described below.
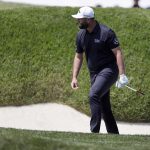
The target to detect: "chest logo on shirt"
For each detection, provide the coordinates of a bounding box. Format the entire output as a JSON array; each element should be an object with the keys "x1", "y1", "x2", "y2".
[{"x1": 94, "y1": 39, "x2": 100, "y2": 43}]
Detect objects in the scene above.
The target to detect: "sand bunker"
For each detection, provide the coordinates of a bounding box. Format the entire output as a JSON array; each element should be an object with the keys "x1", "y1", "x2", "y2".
[{"x1": 0, "y1": 103, "x2": 150, "y2": 135}]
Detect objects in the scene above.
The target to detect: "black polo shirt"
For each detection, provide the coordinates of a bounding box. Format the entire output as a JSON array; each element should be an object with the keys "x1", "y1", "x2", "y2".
[{"x1": 75, "y1": 21, "x2": 120, "y2": 73}]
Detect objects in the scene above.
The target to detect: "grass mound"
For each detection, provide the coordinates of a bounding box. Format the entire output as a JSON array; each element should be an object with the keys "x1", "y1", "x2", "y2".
[{"x1": 0, "y1": 6, "x2": 150, "y2": 122}]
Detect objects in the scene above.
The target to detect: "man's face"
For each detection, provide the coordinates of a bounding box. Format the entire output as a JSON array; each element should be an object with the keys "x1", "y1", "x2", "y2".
[{"x1": 77, "y1": 18, "x2": 89, "y2": 29}]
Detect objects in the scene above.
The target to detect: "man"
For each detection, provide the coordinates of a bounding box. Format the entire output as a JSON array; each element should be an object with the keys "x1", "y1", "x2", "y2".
[
  {"x1": 71, "y1": 6, "x2": 128, "y2": 134},
  {"x1": 133, "y1": 0, "x2": 140, "y2": 8}
]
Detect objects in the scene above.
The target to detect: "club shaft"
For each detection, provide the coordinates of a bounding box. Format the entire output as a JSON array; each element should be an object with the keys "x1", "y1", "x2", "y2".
[
  {"x1": 125, "y1": 85, "x2": 137, "y2": 92},
  {"x1": 125, "y1": 85, "x2": 144, "y2": 95}
]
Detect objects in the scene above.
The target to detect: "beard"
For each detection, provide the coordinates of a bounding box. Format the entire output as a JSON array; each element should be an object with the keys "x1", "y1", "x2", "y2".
[{"x1": 79, "y1": 22, "x2": 88, "y2": 29}]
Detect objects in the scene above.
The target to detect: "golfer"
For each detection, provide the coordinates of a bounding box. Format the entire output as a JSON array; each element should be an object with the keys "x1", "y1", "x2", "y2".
[{"x1": 71, "y1": 6, "x2": 128, "y2": 134}]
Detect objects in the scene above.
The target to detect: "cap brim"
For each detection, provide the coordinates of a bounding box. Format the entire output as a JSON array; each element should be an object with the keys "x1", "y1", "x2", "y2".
[{"x1": 71, "y1": 14, "x2": 84, "y2": 19}]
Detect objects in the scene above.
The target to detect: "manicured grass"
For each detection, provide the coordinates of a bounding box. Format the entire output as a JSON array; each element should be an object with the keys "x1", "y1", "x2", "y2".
[
  {"x1": 0, "y1": 6, "x2": 150, "y2": 122},
  {"x1": 0, "y1": 128, "x2": 150, "y2": 150}
]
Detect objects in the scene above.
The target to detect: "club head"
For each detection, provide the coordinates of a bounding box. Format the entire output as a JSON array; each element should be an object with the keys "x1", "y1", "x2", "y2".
[{"x1": 136, "y1": 89, "x2": 144, "y2": 96}]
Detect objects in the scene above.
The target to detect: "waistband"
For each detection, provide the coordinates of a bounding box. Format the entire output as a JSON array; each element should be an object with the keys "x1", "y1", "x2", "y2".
[{"x1": 89, "y1": 61, "x2": 118, "y2": 75}]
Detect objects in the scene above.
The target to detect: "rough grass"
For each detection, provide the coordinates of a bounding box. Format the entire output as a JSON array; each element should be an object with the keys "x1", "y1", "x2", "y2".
[
  {"x1": 0, "y1": 128, "x2": 150, "y2": 150},
  {"x1": 0, "y1": 6, "x2": 150, "y2": 122}
]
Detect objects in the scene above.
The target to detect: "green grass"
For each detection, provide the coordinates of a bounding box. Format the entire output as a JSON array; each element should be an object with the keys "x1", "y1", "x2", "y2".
[
  {"x1": 0, "y1": 6, "x2": 150, "y2": 122},
  {"x1": 0, "y1": 128, "x2": 150, "y2": 150}
]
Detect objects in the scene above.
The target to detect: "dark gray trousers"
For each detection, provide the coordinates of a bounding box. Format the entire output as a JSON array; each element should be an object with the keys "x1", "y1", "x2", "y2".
[{"x1": 89, "y1": 63, "x2": 119, "y2": 134}]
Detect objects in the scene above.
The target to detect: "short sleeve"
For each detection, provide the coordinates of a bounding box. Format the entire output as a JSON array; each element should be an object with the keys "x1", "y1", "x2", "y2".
[
  {"x1": 107, "y1": 29, "x2": 120, "y2": 49},
  {"x1": 75, "y1": 32, "x2": 84, "y2": 53}
]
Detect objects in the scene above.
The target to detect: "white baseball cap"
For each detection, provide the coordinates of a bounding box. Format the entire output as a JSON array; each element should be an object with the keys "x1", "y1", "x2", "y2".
[{"x1": 72, "y1": 6, "x2": 94, "y2": 19}]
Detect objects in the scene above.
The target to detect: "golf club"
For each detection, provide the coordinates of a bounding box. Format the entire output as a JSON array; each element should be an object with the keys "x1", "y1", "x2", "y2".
[{"x1": 125, "y1": 85, "x2": 144, "y2": 95}]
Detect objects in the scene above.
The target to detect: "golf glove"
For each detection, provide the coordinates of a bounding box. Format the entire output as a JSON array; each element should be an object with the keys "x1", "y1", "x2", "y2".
[{"x1": 116, "y1": 74, "x2": 128, "y2": 88}]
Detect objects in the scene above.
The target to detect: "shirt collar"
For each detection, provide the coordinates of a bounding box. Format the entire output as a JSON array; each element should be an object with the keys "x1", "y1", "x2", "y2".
[{"x1": 86, "y1": 20, "x2": 99, "y2": 34}]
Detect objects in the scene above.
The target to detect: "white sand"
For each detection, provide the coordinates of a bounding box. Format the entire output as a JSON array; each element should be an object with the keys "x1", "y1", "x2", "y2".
[{"x1": 0, "y1": 103, "x2": 150, "y2": 135}]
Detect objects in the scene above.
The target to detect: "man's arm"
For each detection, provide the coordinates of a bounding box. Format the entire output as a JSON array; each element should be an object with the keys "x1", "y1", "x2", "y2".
[
  {"x1": 112, "y1": 47, "x2": 128, "y2": 88},
  {"x1": 71, "y1": 52, "x2": 83, "y2": 89},
  {"x1": 112, "y1": 47, "x2": 125, "y2": 75}
]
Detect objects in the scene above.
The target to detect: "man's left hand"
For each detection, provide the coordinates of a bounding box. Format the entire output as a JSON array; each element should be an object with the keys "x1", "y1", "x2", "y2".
[{"x1": 116, "y1": 74, "x2": 128, "y2": 88}]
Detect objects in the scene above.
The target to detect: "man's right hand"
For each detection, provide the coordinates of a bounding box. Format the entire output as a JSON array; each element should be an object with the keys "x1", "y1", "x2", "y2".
[{"x1": 71, "y1": 78, "x2": 79, "y2": 89}]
